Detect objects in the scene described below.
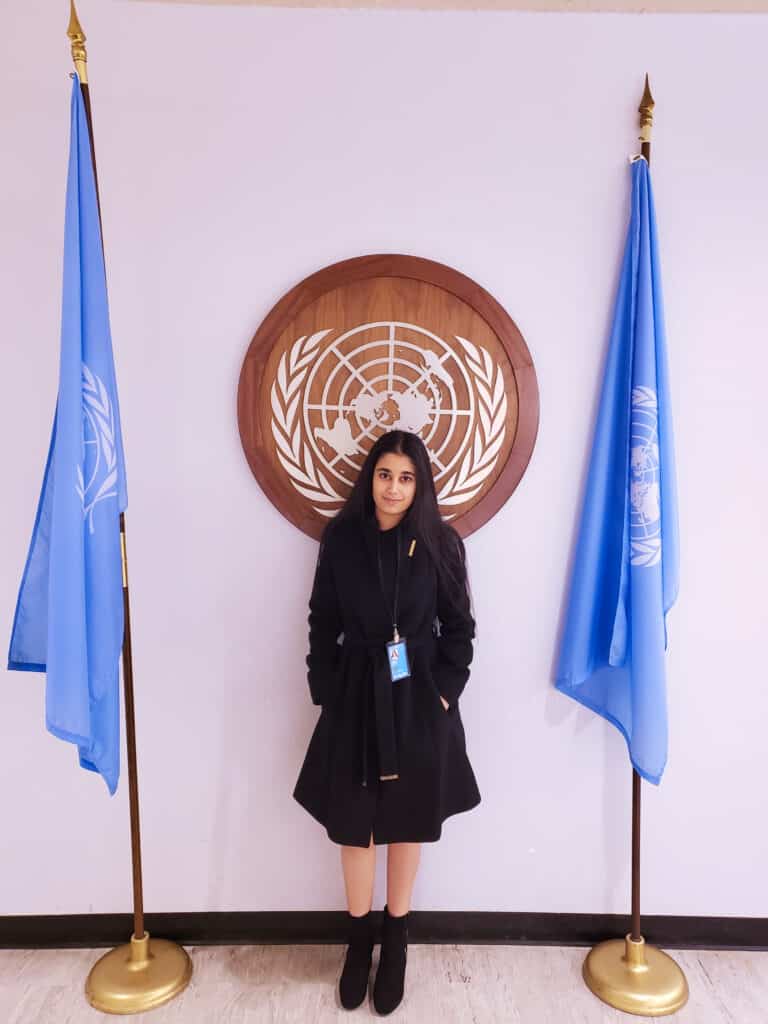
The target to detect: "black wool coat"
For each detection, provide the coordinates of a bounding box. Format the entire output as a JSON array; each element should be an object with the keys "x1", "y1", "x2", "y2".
[{"x1": 293, "y1": 513, "x2": 481, "y2": 848}]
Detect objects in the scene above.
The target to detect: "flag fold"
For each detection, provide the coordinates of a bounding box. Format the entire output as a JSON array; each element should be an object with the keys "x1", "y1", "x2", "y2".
[
  {"x1": 8, "y1": 76, "x2": 127, "y2": 794},
  {"x1": 556, "y1": 157, "x2": 679, "y2": 785}
]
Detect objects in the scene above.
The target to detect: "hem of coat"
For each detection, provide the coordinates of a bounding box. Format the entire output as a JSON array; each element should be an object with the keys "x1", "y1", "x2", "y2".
[{"x1": 292, "y1": 790, "x2": 482, "y2": 849}]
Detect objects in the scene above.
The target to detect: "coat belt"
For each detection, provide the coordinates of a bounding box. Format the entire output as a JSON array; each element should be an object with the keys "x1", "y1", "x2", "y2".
[{"x1": 343, "y1": 636, "x2": 428, "y2": 788}]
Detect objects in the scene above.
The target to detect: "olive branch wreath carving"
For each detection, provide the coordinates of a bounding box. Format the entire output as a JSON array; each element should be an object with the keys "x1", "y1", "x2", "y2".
[{"x1": 270, "y1": 331, "x2": 507, "y2": 517}]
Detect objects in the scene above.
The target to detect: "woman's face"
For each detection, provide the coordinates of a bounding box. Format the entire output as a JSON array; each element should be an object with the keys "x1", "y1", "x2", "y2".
[{"x1": 372, "y1": 452, "x2": 417, "y2": 529}]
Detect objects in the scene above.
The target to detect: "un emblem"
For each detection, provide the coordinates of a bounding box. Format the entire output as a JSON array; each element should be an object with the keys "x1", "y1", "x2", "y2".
[
  {"x1": 630, "y1": 386, "x2": 662, "y2": 567},
  {"x1": 76, "y1": 363, "x2": 118, "y2": 535},
  {"x1": 238, "y1": 255, "x2": 539, "y2": 539}
]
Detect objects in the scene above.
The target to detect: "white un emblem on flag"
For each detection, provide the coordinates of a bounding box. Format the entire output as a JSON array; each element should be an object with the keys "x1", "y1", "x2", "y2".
[
  {"x1": 75, "y1": 363, "x2": 119, "y2": 534},
  {"x1": 629, "y1": 386, "x2": 662, "y2": 567}
]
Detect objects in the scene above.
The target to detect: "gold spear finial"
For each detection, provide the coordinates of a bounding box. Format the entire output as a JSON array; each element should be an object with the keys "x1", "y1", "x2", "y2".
[
  {"x1": 638, "y1": 73, "x2": 654, "y2": 145},
  {"x1": 67, "y1": 1, "x2": 88, "y2": 84}
]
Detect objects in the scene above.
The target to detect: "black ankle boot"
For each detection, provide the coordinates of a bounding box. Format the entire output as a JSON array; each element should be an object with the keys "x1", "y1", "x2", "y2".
[
  {"x1": 339, "y1": 910, "x2": 374, "y2": 1010},
  {"x1": 373, "y1": 905, "x2": 409, "y2": 1015}
]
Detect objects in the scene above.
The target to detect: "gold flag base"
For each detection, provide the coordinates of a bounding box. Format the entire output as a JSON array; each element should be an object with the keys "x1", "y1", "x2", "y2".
[
  {"x1": 85, "y1": 932, "x2": 192, "y2": 1015},
  {"x1": 582, "y1": 934, "x2": 688, "y2": 1017}
]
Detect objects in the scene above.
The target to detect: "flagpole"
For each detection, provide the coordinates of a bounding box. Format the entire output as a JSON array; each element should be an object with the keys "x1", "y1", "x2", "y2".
[
  {"x1": 67, "y1": 3, "x2": 192, "y2": 1013},
  {"x1": 67, "y1": 3, "x2": 146, "y2": 947},
  {"x1": 631, "y1": 769, "x2": 641, "y2": 942},
  {"x1": 629, "y1": 73, "x2": 653, "y2": 950},
  {"x1": 580, "y1": 76, "x2": 688, "y2": 1017}
]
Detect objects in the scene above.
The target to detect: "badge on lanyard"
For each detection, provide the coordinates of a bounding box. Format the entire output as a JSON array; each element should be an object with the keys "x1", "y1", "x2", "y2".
[
  {"x1": 378, "y1": 531, "x2": 414, "y2": 683},
  {"x1": 386, "y1": 632, "x2": 410, "y2": 683}
]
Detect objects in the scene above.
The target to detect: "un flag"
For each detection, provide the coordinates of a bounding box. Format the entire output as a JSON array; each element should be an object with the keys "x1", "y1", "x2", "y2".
[
  {"x1": 556, "y1": 157, "x2": 679, "y2": 785},
  {"x1": 8, "y1": 76, "x2": 128, "y2": 794}
]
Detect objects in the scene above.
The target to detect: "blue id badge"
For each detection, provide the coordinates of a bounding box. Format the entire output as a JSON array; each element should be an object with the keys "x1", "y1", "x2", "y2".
[{"x1": 386, "y1": 639, "x2": 410, "y2": 682}]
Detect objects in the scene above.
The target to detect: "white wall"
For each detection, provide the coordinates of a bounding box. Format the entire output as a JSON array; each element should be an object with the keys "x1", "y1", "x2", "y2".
[{"x1": 1, "y1": 1, "x2": 766, "y2": 918}]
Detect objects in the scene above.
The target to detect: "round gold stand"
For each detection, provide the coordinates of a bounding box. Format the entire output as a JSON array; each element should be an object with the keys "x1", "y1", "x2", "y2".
[
  {"x1": 583, "y1": 934, "x2": 688, "y2": 1017},
  {"x1": 85, "y1": 932, "x2": 192, "y2": 1015}
]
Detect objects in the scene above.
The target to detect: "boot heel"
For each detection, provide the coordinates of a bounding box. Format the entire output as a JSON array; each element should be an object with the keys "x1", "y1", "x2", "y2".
[
  {"x1": 339, "y1": 910, "x2": 374, "y2": 1011},
  {"x1": 373, "y1": 905, "x2": 409, "y2": 1015}
]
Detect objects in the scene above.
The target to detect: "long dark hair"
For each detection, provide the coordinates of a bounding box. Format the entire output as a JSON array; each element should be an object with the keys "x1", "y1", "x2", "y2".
[{"x1": 330, "y1": 430, "x2": 470, "y2": 605}]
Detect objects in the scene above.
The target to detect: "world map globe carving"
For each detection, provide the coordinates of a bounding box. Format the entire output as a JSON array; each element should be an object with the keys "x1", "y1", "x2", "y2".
[{"x1": 237, "y1": 254, "x2": 539, "y2": 539}]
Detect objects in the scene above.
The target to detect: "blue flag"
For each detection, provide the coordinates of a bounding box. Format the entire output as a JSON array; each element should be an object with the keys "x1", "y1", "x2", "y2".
[
  {"x1": 8, "y1": 76, "x2": 128, "y2": 794},
  {"x1": 555, "y1": 157, "x2": 679, "y2": 785}
]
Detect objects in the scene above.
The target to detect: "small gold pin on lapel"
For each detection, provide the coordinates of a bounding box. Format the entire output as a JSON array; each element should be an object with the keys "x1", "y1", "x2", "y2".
[{"x1": 408, "y1": 539, "x2": 416, "y2": 558}]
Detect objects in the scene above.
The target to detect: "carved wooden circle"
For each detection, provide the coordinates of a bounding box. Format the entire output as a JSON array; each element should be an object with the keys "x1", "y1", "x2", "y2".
[{"x1": 238, "y1": 254, "x2": 539, "y2": 540}]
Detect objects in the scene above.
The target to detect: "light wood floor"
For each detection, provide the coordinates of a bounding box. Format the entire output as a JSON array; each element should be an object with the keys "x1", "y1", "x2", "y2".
[{"x1": 1, "y1": 943, "x2": 765, "y2": 1022}]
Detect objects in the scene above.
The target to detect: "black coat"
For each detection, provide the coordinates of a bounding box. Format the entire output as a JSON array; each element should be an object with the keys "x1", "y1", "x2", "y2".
[{"x1": 293, "y1": 514, "x2": 481, "y2": 848}]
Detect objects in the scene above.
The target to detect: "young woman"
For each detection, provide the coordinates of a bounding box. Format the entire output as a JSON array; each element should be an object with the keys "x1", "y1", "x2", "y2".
[{"x1": 293, "y1": 429, "x2": 481, "y2": 1015}]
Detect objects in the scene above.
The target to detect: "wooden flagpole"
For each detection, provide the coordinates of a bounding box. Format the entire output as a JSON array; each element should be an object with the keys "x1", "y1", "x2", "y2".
[
  {"x1": 67, "y1": 3, "x2": 193, "y2": 1013},
  {"x1": 581, "y1": 76, "x2": 688, "y2": 1018}
]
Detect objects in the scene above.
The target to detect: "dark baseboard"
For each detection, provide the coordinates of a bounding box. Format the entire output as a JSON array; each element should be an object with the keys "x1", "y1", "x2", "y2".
[{"x1": 1, "y1": 912, "x2": 766, "y2": 951}]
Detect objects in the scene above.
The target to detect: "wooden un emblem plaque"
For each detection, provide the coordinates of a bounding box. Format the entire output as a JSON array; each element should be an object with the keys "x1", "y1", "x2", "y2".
[{"x1": 238, "y1": 254, "x2": 539, "y2": 540}]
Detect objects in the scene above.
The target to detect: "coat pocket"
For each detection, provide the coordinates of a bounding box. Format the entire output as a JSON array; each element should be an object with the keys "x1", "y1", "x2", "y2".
[{"x1": 427, "y1": 666, "x2": 452, "y2": 717}]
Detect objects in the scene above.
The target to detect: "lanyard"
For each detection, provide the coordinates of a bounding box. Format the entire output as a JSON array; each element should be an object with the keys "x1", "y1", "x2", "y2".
[{"x1": 376, "y1": 528, "x2": 402, "y2": 643}]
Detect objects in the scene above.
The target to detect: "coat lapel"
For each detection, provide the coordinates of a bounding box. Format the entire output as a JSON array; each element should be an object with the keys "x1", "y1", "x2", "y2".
[
  {"x1": 400, "y1": 525, "x2": 416, "y2": 595},
  {"x1": 361, "y1": 515, "x2": 379, "y2": 579},
  {"x1": 361, "y1": 515, "x2": 416, "y2": 608}
]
